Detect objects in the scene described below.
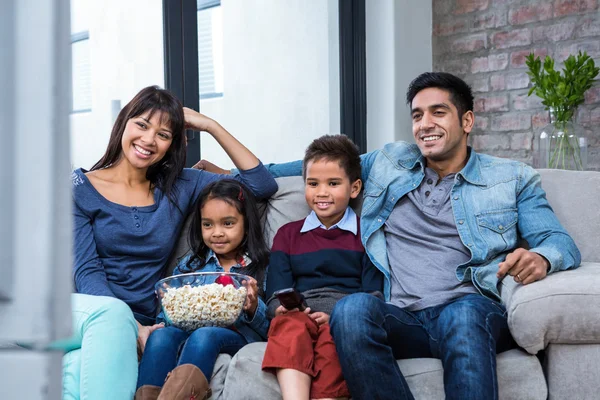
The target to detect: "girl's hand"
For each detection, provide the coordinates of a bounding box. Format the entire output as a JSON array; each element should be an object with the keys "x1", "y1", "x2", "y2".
[
  {"x1": 274, "y1": 305, "x2": 311, "y2": 317},
  {"x1": 242, "y1": 278, "x2": 259, "y2": 318},
  {"x1": 183, "y1": 107, "x2": 217, "y2": 132},
  {"x1": 309, "y1": 312, "x2": 330, "y2": 326},
  {"x1": 136, "y1": 322, "x2": 164, "y2": 354}
]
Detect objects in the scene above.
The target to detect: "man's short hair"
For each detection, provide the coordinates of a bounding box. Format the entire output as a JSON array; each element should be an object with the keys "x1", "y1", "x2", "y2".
[
  {"x1": 302, "y1": 134, "x2": 361, "y2": 182},
  {"x1": 406, "y1": 72, "x2": 474, "y2": 122}
]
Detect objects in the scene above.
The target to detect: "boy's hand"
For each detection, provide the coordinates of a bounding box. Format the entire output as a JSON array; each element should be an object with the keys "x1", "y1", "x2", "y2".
[
  {"x1": 309, "y1": 312, "x2": 330, "y2": 326},
  {"x1": 274, "y1": 305, "x2": 311, "y2": 317},
  {"x1": 242, "y1": 278, "x2": 259, "y2": 318}
]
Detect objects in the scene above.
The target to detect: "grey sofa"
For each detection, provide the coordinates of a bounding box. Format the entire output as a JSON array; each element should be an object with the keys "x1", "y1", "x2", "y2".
[{"x1": 168, "y1": 169, "x2": 600, "y2": 400}]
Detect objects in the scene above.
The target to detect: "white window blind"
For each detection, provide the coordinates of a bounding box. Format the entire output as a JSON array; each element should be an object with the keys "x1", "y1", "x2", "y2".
[
  {"x1": 71, "y1": 32, "x2": 91, "y2": 112},
  {"x1": 198, "y1": 0, "x2": 223, "y2": 99}
]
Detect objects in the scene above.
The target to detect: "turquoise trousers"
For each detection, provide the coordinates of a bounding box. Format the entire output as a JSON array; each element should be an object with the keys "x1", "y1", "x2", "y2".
[{"x1": 56, "y1": 294, "x2": 138, "y2": 400}]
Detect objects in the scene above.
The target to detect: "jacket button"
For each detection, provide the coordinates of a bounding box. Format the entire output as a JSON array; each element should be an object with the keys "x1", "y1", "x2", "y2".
[
  {"x1": 135, "y1": 223, "x2": 140, "y2": 228},
  {"x1": 453, "y1": 196, "x2": 459, "y2": 200},
  {"x1": 458, "y1": 220, "x2": 464, "y2": 224},
  {"x1": 498, "y1": 225, "x2": 504, "y2": 230}
]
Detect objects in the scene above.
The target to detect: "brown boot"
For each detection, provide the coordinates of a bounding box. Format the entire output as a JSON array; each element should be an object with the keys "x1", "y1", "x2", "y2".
[
  {"x1": 157, "y1": 364, "x2": 211, "y2": 400},
  {"x1": 135, "y1": 385, "x2": 161, "y2": 400}
]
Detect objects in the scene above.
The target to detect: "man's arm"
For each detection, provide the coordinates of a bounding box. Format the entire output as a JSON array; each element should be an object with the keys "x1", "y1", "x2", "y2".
[
  {"x1": 194, "y1": 148, "x2": 381, "y2": 180},
  {"x1": 497, "y1": 165, "x2": 581, "y2": 284}
]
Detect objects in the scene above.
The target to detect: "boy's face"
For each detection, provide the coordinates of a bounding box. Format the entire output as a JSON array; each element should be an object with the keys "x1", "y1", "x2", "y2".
[{"x1": 304, "y1": 159, "x2": 362, "y2": 229}]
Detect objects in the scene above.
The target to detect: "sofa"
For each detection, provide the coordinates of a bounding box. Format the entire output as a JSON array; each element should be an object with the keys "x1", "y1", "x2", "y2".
[{"x1": 167, "y1": 169, "x2": 600, "y2": 400}]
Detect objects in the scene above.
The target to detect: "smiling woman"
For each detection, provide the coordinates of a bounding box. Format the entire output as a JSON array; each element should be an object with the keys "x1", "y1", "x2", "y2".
[{"x1": 66, "y1": 85, "x2": 277, "y2": 400}]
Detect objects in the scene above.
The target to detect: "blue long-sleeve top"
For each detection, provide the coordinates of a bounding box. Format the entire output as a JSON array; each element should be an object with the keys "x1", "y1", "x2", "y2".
[
  {"x1": 158, "y1": 251, "x2": 269, "y2": 342},
  {"x1": 72, "y1": 164, "x2": 277, "y2": 322}
]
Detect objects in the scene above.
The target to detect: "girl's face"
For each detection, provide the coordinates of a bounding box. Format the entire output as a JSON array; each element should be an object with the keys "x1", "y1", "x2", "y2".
[
  {"x1": 120, "y1": 111, "x2": 174, "y2": 171},
  {"x1": 200, "y1": 198, "x2": 246, "y2": 262}
]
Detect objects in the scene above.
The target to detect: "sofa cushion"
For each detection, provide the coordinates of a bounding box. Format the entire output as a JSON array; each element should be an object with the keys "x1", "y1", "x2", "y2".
[
  {"x1": 502, "y1": 262, "x2": 600, "y2": 354},
  {"x1": 208, "y1": 353, "x2": 231, "y2": 400},
  {"x1": 261, "y1": 176, "x2": 311, "y2": 249},
  {"x1": 222, "y1": 343, "x2": 546, "y2": 400},
  {"x1": 537, "y1": 169, "x2": 600, "y2": 263}
]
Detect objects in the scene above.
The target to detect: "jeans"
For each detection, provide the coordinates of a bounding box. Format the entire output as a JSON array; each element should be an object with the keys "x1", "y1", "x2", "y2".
[
  {"x1": 137, "y1": 326, "x2": 247, "y2": 388},
  {"x1": 57, "y1": 294, "x2": 139, "y2": 400},
  {"x1": 329, "y1": 293, "x2": 514, "y2": 400}
]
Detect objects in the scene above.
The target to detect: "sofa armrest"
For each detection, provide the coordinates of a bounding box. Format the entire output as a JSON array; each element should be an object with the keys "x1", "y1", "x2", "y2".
[{"x1": 500, "y1": 262, "x2": 600, "y2": 354}]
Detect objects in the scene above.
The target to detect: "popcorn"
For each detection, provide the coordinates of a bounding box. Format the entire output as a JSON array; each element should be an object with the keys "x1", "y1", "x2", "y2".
[{"x1": 161, "y1": 283, "x2": 247, "y2": 331}]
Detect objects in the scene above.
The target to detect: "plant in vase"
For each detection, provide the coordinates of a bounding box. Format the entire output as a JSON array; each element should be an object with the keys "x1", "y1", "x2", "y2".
[{"x1": 526, "y1": 51, "x2": 599, "y2": 170}]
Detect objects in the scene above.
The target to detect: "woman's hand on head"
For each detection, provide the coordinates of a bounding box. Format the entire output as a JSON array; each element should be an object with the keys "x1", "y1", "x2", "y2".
[
  {"x1": 242, "y1": 278, "x2": 259, "y2": 318},
  {"x1": 136, "y1": 322, "x2": 164, "y2": 355},
  {"x1": 183, "y1": 107, "x2": 217, "y2": 133}
]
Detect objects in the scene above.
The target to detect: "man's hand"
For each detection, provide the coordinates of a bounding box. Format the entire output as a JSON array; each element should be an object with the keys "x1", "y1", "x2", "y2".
[
  {"x1": 242, "y1": 278, "x2": 259, "y2": 318},
  {"x1": 137, "y1": 322, "x2": 164, "y2": 355},
  {"x1": 309, "y1": 312, "x2": 330, "y2": 326},
  {"x1": 274, "y1": 305, "x2": 311, "y2": 317},
  {"x1": 497, "y1": 248, "x2": 550, "y2": 285},
  {"x1": 192, "y1": 159, "x2": 231, "y2": 175}
]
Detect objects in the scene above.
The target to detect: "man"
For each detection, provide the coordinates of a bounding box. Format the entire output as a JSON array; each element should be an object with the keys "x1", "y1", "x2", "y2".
[{"x1": 195, "y1": 72, "x2": 581, "y2": 400}]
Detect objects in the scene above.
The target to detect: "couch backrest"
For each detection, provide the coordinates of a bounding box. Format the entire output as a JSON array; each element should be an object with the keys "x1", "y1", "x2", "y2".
[
  {"x1": 537, "y1": 169, "x2": 600, "y2": 262},
  {"x1": 167, "y1": 169, "x2": 600, "y2": 274}
]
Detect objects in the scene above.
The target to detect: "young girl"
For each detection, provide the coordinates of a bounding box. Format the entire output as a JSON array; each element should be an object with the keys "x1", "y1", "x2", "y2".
[{"x1": 137, "y1": 179, "x2": 270, "y2": 400}]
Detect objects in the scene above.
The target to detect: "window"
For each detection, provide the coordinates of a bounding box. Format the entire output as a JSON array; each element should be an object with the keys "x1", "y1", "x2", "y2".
[
  {"x1": 71, "y1": 31, "x2": 91, "y2": 113},
  {"x1": 197, "y1": 0, "x2": 223, "y2": 99}
]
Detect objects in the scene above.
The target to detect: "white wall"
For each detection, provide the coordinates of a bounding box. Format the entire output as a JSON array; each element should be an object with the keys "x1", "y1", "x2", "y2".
[
  {"x1": 70, "y1": 0, "x2": 164, "y2": 170},
  {"x1": 366, "y1": 0, "x2": 432, "y2": 151},
  {"x1": 199, "y1": 0, "x2": 340, "y2": 168}
]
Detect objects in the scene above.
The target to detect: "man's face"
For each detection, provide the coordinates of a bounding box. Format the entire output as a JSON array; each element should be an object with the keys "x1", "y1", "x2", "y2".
[{"x1": 411, "y1": 87, "x2": 472, "y2": 164}]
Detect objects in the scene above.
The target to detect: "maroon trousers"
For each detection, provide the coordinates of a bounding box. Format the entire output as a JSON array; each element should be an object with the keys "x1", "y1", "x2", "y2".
[{"x1": 262, "y1": 312, "x2": 349, "y2": 399}]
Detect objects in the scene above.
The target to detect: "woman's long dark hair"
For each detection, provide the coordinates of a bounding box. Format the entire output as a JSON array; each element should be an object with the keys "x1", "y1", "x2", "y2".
[
  {"x1": 90, "y1": 86, "x2": 186, "y2": 205},
  {"x1": 183, "y1": 179, "x2": 269, "y2": 293}
]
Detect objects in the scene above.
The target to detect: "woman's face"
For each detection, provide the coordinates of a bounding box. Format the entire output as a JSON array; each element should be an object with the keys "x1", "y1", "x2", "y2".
[{"x1": 120, "y1": 111, "x2": 174, "y2": 170}]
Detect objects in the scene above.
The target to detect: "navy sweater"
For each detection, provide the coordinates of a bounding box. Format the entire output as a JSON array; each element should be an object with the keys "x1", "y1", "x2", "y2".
[
  {"x1": 72, "y1": 164, "x2": 277, "y2": 322},
  {"x1": 266, "y1": 216, "x2": 383, "y2": 314}
]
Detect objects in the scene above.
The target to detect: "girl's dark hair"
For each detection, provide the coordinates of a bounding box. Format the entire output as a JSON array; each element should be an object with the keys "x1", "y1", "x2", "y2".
[
  {"x1": 406, "y1": 72, "x2": 474, "y2": 125},
  {"x1": 184, "y1": 179, "x2": 269, "y2": 293},
  {"x1": 91, "y1": 85, "x2": 186, "y2": 205}
]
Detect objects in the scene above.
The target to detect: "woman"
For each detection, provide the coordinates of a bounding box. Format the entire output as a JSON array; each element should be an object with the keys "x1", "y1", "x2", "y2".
[{"x1": 64, "y1": 85, "x2": 277, "y2": 400}]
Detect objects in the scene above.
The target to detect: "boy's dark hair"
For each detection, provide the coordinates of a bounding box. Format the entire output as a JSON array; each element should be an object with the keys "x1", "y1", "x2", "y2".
[
  {"x1": 182, "y1": 179, "x2": 269, "y2": 294},
  {"x1": 302, "y1": 135, "x2": 361, "y2": 182},
  {"x1": 91, "y1": 86, "x2": 186, "y2": 207},
  {"x1": 406, "y1": 72, "x2": 474, "y2": 125}
]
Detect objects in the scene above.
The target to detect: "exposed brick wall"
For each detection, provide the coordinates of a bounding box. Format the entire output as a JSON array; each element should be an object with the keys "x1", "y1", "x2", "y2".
[{"x1": 433, "y1": 0, "x2": 600, "y2": 170}]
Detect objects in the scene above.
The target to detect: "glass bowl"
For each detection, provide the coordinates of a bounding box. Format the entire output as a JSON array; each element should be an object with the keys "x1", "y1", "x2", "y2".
[{"x1": 155, "y1": 272, "x2": 250, "y2": 331}]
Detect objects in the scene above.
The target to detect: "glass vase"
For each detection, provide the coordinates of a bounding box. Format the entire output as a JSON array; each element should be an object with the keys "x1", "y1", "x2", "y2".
[{"x1": 534, "y1": 108, "x2": 588, "y2": 171}]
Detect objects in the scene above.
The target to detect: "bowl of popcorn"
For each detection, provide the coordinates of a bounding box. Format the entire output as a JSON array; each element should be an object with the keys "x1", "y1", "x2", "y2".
[{"x1": 155, "y1": 272, "x2": 249, "y2": 331}]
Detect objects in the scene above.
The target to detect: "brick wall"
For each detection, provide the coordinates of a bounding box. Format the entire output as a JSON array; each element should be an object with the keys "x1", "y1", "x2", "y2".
[{"x1": 432, "y1": 0, "x2": 600, "y2": 170}]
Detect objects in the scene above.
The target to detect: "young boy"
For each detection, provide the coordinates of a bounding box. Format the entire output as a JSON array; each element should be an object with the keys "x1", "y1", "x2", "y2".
[{"x1": 262, "y1": 134, "x2": 383, "y2": 400}]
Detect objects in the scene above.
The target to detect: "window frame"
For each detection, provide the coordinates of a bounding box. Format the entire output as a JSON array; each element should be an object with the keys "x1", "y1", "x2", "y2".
[{"x1": 162, "y1": 0, "x2": 367, "y2": 167}]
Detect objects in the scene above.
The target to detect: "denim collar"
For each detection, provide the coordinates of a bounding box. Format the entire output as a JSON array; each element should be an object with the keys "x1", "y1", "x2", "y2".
[
  {"x1": 205, "y1": 249, "x2": 252, "y2": 269},
  {"x1": 395, "y1": 145, "x2": 486, "y2": 187},
  {"x1": 457, "y1": 148, "x2": 486, "y2": 186},
  {"x1": 300, "y1": 207, "x2": 357, "y2": 235}
]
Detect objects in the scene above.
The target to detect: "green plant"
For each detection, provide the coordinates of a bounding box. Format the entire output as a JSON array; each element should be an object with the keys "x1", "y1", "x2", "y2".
[
  {"x1": 526, "y1": 51, "x2": 599, "y2": 123},
  {"x1": 526, "y1": 52, "x2": 599, "y2": 170}
]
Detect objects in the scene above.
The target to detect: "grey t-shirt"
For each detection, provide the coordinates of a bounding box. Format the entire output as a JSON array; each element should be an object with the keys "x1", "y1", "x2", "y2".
[{"x1": 384, "y1": 167, "x2": 478, "y2": 311}]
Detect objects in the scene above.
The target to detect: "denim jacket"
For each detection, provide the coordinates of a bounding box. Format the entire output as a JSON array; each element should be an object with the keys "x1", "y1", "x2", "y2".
[
  {"x1": 157, "y1": 251, "x2": 269, "y2": 343},
  {"x1": 258, "y1": 142, "x2": 581, "y2": 302}
]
